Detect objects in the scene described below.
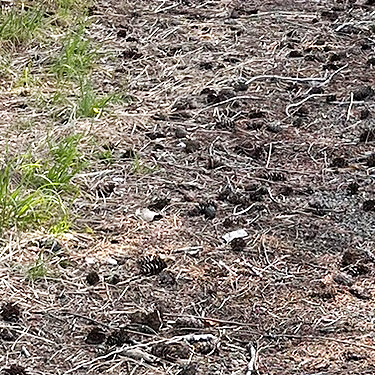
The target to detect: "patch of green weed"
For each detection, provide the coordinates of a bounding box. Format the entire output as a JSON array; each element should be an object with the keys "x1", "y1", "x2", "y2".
[
  {"x1": 131, "y1": 154, "x2": 158, "y2": 175},
  {"x1": 0, "y1": 135, "x2": 85, "y2": 234},
  {"x1": 49, "y1": 215, "x2": 71, "y2": 234},
  {"x1": 97, "y1": 149, "x2": 114, "y2": 164},
  {"x1": 51, "y1": 26, "x2": 97, "y2": 81},
  {"x1": 76, "y1": 81, "x2": 113, "y2": 118},
  {"x1": 0, "y1": 163, "x2": 63, "y2": 233},
  {"x1": 26, "y1": 255, "x2": 50, "y2": 280},
  {"x1": 0, "y1": 7, "x2": 45, "y2": 45},
  {"x1": 45, "y1": 134, "x2": 86, "y2": 189}
]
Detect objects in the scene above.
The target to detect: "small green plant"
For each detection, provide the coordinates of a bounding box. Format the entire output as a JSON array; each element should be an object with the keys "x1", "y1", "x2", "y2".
[
  {"x1": 49, "y1": 215, "x2": 71, "y2": 234},
  {"x1": 51, "y1": 26, "x2": 97, "y2": 80},
  {"x1": 45, "y1": 134, "x2": 86, "y2": 189},
  {"x1": 76, "y1": 81, "x2": 114, "y2": 118},
  {"x1": 0, "y1": 7, "x2": 44, "y2": 45},
  {"x1": 15, "y1": 63, "x2": 38, "y2": 89},
  {"x1": 20, "y1": 134, "x2": 85, "y2": 191},
  {"x1": 0, "y1": 135, "x2": 85, "y2": 234},
  {"x1": 131, "y1": 154, "x2": 157, "y2": 175},
  {"x1": 26, "y1": 255, "x2": 50, "y2": 281},
  {"x1": 0, "y1": 163, "x2": 47, "y2": 232},
  {"x1": 97, "y1": 149, "x2": 114, "y2": 164}
]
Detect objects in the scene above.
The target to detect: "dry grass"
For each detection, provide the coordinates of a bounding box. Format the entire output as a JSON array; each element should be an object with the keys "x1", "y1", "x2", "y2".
[{"x1": 1, "y1": 0, "x2": 375, "y2": 374}]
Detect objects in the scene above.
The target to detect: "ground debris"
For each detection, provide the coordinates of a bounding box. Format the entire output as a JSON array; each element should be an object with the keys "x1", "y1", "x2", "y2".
[
  {"x1": 86, "y1": 271, "x2": 100, "y2": 286},
  {"x1": 1, "y1": 303, "x2": 20, "y2": 322},
  {"x1": 85, "y1": 327, "x2": 106, "y2": 345},
  {"x1": 138, "y1": 255, "x2": 167, "y2": 276},
  {"x1": 2, "y1": 365, "x2": 28, "y2": 375},
  {"x1": 129, "y1": 309, "x2": 163, "y2": 332}
]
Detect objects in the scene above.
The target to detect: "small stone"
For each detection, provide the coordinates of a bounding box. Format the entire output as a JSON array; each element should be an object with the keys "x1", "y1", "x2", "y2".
[
  {"x1": 332, "y1": 273, "x2": 354, "y2": 286},
  {"x1": 349, "y1": 286, "x2": 371, "y2": 300},
  {"x1": 85, "y1": 257, "x2": 97, "y2": 265},
  {"x1": 184, "y1": 139, "x2": 200, "y2": 153},
  {"x1": 106, "y1": 257, "x2": 118, "y2": 266},
  {"x1": 38, "y1": 238, "x2": 63, "y2": 253},
  {"x1": 175, "y1": 127, "x2": 187, "y2": 138},
  {"x1": 231, "y1": 238, "x2": 246, "y2": 252},
  {"x1": 158, "y1": 270, "x2": 176, "y2": 286},
  {"x1": 85, "y1": 327, "x2": 106, "y2": 345},
  {"x1": 353, "y1": 86, "x2": 374, "y2": 101},
  {"x1": 266, "y1": 123, "x2": 282, "y2": 133},
  {"x1": 199, "y1": 202, "x2": 216, "y2": 219},
  {"x1": 363, "y1": 199, "x2": 375, "y2": 212},
  {"x1": 86, "y1": 271, "x2": 100, "y2": 286},
  {"x1": 1, "y1": 303, "x2": 20, "y2": 322}
]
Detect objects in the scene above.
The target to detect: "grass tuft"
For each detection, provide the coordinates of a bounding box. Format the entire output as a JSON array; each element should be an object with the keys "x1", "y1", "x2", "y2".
[
  {"x1": 131, "y1": 154, "x2": 158, "y2": 175},
  {"x1": 26, "y1": 255, "x2": 50, "y2": 281},
  {"x1": 0, "y1": 7, "x2": 45, "y2": 45},
  {"x1": 0, "y1": 134, "x2": 85, "y2": 234},
  {"x1": 51, "y1": 26, "x2": 97, "y2": 81},
  {"x1": 76, "y1": 81, "x2": 113, "y2": 118}
]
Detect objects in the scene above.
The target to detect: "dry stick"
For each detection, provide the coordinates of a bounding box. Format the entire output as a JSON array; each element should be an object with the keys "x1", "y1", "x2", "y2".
[
  {"x1": 335, "y1": 20, "x2": 375, "y2": 32},
  {"x1": 65, "y1": 333, "x2": 216, "y2": 374},
  {"x1": 245, "y1": 64, "x2": 348, "y2": 85},
  {"x1": 285, "y1": 93, "x2": 328, "y2": 116},
  {"x1": 164, "y1": 314, "x2": 375, "y2": 351},
  {"x1": 346, "y1": 92, "x2": 354, "y2": 121},
  {"x1": 64, "y1": 341, "x2": 165, "y2": 374},
  {"x1": 284, "y1": 65, "x2": 348, "y2": 116},
  {"x1": 246, "y1": 344, "x2": 258, "y2": 375},
  {"x1": 195, "y1": 65, "x2": 348, "y2": 116},
  {"x1": 194, "y1": 95, "x2": 260, "y2": 115},
  {"x1": 265, "y1": 143, "x2": 272, "y2": 169}
]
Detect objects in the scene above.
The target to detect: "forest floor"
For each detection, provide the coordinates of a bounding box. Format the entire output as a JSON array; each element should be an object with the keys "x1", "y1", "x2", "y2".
[{"x1": 0, "y1": 0, "x2": 375, "y2": 374}]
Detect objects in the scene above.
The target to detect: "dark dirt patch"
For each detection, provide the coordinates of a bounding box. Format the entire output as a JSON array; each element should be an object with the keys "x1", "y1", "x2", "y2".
[
  {"x1": 2, "y1": 365, "x2": 28, "y2": 375},
  {"x1": 86, "y1": 271, "x2": 100, "y2": 285},
  {"x1": 129, "y1": 309, "x2": 163, "y2": 333},
  {"x1": 106, "y1": 328, "x2": 130, "y2": 346},
  {"x1": 85, "y1": 327, "x2": 106, "y2": 345},
  {"x1": 1, "y1": 303, "x2": 20, "y2": 322}
]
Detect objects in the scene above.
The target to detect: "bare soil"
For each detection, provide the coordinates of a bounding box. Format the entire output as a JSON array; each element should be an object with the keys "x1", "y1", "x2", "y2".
[{"x1": 1, "y1": 0, "x2": 375, "y2": 374}]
